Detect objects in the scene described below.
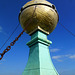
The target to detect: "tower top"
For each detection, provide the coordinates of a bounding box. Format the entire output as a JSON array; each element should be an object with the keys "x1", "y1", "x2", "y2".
[{"x1": 19, "y1": 0, "x2": 59, "y2": 35}]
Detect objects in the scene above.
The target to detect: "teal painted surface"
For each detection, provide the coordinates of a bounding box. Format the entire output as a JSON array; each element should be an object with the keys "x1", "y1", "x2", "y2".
[{"x1": 23, "y1": 30, "x2": 59, "y2": 75}]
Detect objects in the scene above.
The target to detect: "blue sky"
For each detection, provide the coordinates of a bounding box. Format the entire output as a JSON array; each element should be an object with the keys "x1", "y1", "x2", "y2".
[{"x1": 0, "y1": 0, "x2": 75, "y2": 75}]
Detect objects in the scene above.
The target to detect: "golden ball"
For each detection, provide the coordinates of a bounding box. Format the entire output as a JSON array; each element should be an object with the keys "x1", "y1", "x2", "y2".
[{"x1": 19, "y1": 0, "x2": 59, "y2": 34}]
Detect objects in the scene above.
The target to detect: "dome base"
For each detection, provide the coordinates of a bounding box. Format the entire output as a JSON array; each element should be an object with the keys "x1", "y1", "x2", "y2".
[{"x1": 29, "y1": 26, "x2": 49, "y2": 35}]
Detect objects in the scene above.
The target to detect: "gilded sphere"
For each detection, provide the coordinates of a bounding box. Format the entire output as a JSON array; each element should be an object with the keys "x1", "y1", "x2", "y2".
[{"x1": 19, "y1": 0, "x2": 59, "y2": 34}]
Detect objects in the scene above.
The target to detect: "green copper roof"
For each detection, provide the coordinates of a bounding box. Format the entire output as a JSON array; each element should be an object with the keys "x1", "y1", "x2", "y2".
[{"x1": 23, "y1": 30, "x2": 59, "y2": 75}]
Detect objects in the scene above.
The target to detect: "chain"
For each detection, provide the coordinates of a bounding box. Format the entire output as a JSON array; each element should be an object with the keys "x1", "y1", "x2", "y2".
[
  {"x1": 0, "y1": 5, "x2": 37, "y2": 60},
  {"x1": 0, "y1": 30, "x2": 24, "y2": 60}
]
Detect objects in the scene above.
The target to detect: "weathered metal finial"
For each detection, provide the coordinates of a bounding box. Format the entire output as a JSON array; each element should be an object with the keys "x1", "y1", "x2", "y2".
[
  {"x1": 19, "y1": 0, "x2": 59, "y2": 75},
  {"x1": 19, "y1": 0, "x2": 59, "y2": 35}
]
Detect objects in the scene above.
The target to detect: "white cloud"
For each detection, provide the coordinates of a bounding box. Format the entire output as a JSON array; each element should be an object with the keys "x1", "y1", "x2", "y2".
[
  {"x1": 52, "y1": 56, "x2": 61, "y2": 59},
  {"x1": 52, "y1": 54, "x2": 75, "y2": 62},
  {"x1": 52, "y1": 55, "x2": 63, "y2": 62},
  {"x1": 64, "y1": 54, "x2": 75, "y2": 59},
  {"x1": 0, "y1": 26, "x2": 2, "y2": 32},
  {"x1": 64, "y1": 54, "x2": 71, "y2": 57},
  {"x1": 50, "y1": 48, "x2": 60, "y2": 52},
  {"x1": 69, "y1": 55, "x2": 75, "y2": 59},
  {"x1": 0, "y1": 26, "x2": 7, "y2": 35}
]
